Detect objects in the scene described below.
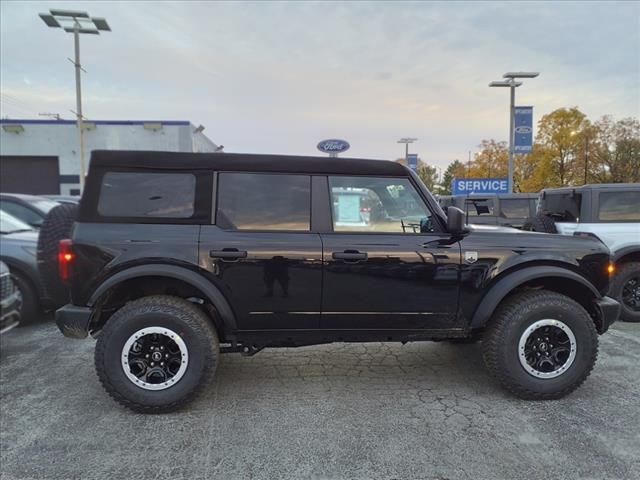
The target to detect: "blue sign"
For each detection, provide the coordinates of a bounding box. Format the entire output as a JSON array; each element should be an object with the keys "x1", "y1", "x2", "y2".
[
  {"x1": 452, "y1": 177, "x2": 509, "y2": 195},
  {"x1": 317, "y1": 139, "x2": 350, "y2": 154},
  {"x1": 514, "y1": 106, "x2": 533, "y2": 153},
  {"x1": 407, "y1": 153, "x2": 418, "y2": 171}
]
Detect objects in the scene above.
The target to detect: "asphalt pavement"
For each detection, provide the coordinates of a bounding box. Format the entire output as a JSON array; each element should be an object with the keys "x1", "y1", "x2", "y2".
[{"x1": 1, "y1": 317, "x2": 639, "y2": 480}]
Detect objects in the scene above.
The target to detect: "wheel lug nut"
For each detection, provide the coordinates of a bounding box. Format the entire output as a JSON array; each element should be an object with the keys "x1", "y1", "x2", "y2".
[
  {"x1": 160, "y1": 346, "x2": 164, "y2": 350},
  {"x1": 160, "y1": 362, "x2": 164, "y2": 366},
  {"x1": 151, "y1": 362, "x2": 154, "y2": 366},
  {"x1": 165, "y1": 354, "x2": 169, "y2": 358},
  {"x1": 145, "y1": 354, "x2": 149, "y2": 358}
]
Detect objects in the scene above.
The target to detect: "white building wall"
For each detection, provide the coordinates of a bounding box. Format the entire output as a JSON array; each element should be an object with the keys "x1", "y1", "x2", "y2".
[{"x1": 0, "y1": 120, "x2": 218, "y2": 194}]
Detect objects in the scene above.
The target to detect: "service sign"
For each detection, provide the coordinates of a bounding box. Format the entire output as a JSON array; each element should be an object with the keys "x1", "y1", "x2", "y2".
[
  {"x1": 452, "y1": 177, "x2": 509, "y2": 195},
  {"x1": 514, "y1": 106, "x2": 533, "y2": 153},
  {"x1": 317, "y1": 139, "x2": 350, "y2": 154}
]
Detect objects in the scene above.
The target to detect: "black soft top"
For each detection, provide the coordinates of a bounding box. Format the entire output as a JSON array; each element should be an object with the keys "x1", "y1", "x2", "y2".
[{"x1": 89, "y1": 150, "x2": 407, "y2": 176}]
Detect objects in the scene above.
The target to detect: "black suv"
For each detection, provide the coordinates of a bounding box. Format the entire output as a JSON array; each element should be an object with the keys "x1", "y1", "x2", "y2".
[{"x1": 55, "y1": 151, "x2": 620, "y2": 412}]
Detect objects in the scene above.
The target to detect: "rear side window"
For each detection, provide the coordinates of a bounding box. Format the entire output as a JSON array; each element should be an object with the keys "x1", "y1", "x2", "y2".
[
  {"x1": 98, "y1": 172, "x2": 195, "y2": 218},
  {"x1": 598, "y1": 191, "x2": 640, "y2": 221},
  {"x1": 500, "y1": 199, "x2": 531, "y2": 218},
  {"x1": 216, "y1": 173, "x2": 310, "y2": 231},
  {"x1": 465, "y1": 198, "x2": 494, "y2": 216}
]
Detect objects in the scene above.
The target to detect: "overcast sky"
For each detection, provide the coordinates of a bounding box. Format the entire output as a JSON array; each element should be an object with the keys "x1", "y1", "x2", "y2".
[{"x1": 1, "y1": 1, "x2": 639, "y2": 171}]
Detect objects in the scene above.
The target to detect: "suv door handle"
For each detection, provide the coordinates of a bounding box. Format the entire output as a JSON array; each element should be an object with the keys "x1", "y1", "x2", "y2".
[
  {"x1": 209, "y1": 248, "x2": 247, "y2": 260},
  {"x1": 332, "y1": 250, "x2": 368, "y2": 262}
]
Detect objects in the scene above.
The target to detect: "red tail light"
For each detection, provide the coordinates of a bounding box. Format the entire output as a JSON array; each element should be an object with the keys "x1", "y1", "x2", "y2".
[{"x1": 58, "y1": 239, "x2": 74, "y2": 282}]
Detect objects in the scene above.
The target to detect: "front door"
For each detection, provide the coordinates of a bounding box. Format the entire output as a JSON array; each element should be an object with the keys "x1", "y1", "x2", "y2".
[
  {"x1": 320, "y1": 175, "x2": 461, "y2": 331},
  {"x1": 199, "y1": 172, "x2": 323, "y2": 331}
]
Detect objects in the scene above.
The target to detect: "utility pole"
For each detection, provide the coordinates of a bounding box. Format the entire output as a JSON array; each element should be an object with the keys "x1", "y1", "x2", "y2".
[
  {"x1": 489, "y1": 72, "x2": 539, "y2": 193},
  {"x1": 39, "y1": 9, "x2": 111, "y2": 192},
  {"x1": 397, "y1": 137, "x2": 418, "y2": 163}
]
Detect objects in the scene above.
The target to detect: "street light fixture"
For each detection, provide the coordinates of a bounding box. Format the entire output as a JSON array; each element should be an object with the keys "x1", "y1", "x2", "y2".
[
  {"x1": 39, "y1": 9, "x2": 111, "y2": 191},
  {"x1": 489, "y1": 71, "x2": 539, "y2": 193},
  {"x1": 397, "y1": 137, "x2": 418, "y2": 163}
]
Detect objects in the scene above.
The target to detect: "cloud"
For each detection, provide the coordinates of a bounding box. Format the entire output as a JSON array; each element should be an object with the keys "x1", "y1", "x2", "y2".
[{"x1": 1, "y1": 1, "x2": 638, "y2": 170}]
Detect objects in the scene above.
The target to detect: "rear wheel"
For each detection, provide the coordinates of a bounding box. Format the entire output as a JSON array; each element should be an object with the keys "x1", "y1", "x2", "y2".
[
  {"x1": 611, "y1": 262, "x2": 640, "y2": 323},
  {"x1": 482, "y1": 290, "x2": 598, "y2": 399},
  {"x1": 523, "y1": 213, "x2": 557, "y2": 233},
  {"x1": 12, "y1": 273, "x2": 39, "y2": 323},
  {"x1": 95, "y1": 295, "x2": 219, "y2": 413}
]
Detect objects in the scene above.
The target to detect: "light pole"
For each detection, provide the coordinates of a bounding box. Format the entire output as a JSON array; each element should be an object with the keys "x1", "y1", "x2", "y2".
[
  {"x1": 397, "y1": 137, "x2": 418, "y2": 163},
  {"x1": 489, "y1": 72, "x2": 539, "y2": 193},
  {"x1": 39, "y1": 9, "x2": 111, "y2": 192}
]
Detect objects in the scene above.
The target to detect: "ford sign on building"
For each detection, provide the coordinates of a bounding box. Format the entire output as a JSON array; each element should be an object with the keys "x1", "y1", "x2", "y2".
[{"x1": 317, "y1": 139, "x2": 350, "y2": 157}]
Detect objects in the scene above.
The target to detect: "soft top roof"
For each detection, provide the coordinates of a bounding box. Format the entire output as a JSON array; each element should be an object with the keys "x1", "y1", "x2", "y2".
[
  {"x1": 89, "y1": 150, "x2": 408, "y2": 176},
  {"x1": 542, "y1": 183, "x2": 639, "y2": 194}
]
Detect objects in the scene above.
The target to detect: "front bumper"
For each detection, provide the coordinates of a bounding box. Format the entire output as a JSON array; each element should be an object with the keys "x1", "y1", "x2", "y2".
[
  {"x1": 594, "y1": 296, "x2": 620, "y2": 334},
  {"x1": 56, "y1": 304, "x2": 92, "y2": 339},
  {"x1": 0, "y1": 292, "x2": 21, "y2": 334}
]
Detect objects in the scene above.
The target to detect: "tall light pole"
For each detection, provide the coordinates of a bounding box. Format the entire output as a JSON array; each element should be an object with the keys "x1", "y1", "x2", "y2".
[
  {"x1": 397, "y1": 137, "x2": 418, "y2": 162},
  {"x1": 39, "y1": 9, "x2": 111, "y2": 192},
  {"x1": 489, "y1": 71, "x2": 539, "y2": 193}
]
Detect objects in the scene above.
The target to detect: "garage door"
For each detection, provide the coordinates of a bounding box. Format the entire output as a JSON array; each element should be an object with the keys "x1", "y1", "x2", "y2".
[{"x1": 0, "y1": 156, "x2": 60, "y2": 194}]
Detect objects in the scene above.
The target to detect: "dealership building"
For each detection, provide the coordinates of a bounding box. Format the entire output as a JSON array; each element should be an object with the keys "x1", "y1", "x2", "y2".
[{"x1": 0, "y1": 119, "x2": 220, "y2": 195}]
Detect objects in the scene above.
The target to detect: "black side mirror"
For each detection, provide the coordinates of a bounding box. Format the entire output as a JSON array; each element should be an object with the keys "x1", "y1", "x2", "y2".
[{"x1": 447, "y1": 206, "x2": 466, "y2": 235}]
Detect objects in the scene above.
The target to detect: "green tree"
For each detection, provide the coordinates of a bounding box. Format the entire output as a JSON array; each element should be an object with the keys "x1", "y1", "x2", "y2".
[
  {"x1": 468, "y1": 139, "x2": 508, "y2": 178},
  {"x1": 416, "y1": 164, "x2": 439, "y2": 191},
  {"x1": 441, "y1": 160, "x2": 466, "y2": 194}
]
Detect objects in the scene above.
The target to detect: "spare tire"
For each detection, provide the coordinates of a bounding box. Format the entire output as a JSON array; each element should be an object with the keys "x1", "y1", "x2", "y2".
[
  {"x1": 523, "y1": 213, "x2": 557, "y2": 233},
  {"x1": 37, "y1": 203, "x2": 78, "y2": 307}
]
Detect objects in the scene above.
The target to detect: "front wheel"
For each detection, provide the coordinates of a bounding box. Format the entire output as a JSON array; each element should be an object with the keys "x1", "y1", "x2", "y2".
[
  {"x1": 95, "y1": 295, "x2": 219, "y2": 413},
  {"x1": 482, "y1": 290, "x2": 598, "y2": 400}
]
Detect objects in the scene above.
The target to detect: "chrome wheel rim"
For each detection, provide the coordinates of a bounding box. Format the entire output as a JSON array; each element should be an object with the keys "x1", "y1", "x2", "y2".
[
  {"x1": 622, "y1": 277, "x2": 640, "y2": 312},
  {"x1": 121, "y1": 327, "x2": 189, "y2": 391},
  {"x1": 518, "y1": 319, "x2": 577, "y2": 379}
]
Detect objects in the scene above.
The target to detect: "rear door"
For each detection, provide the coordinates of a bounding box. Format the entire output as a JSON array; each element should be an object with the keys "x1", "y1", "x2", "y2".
[
  {"x1": 199, "y1": 172, "x2": 323, "y2": 331},
  {"x1": 319, "y1": 175, "x2": 461, "y2": 331}
]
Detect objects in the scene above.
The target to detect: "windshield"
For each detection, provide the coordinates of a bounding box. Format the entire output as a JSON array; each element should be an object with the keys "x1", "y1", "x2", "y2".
[{"x1": 0, "y1": 209, "x2": 34, "y2": 234}]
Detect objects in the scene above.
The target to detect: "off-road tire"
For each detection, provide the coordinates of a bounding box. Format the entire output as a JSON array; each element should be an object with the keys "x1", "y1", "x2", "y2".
[
  {"x1": 95, "y1": 295, "x2": 219, "y2": 413},
  {"x1": 482, "y1": 290, "x2": 598, "y2": 400},
  {"x1": 36, "y1": 203, "x2": 78, "y2": 307},
  {"x1": 610, "y1": 262, "x2": 640, "y2": 323},
  {"x1": 12, "y1": 272, "x2": 39, "y2": 324},
  {"x1": 523, "y1": 213, "x2": 557, "y2": 233}
]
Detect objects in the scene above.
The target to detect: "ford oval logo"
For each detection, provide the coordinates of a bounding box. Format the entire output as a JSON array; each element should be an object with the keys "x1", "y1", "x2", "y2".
[
  {"x1": 317, "y1": 139, "x2": 350, "y2": 154},
  {"x1": 515, "y1": 126, "x2": 532, "y2": 134}
]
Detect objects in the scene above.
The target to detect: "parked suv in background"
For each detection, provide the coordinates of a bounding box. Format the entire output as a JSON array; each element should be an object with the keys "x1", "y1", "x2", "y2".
[
  {"x1": 54, "y1": 151, "x2": 619, "y2": 412},
  {"x1": 525, "y1": 184, "x2": 640, "y2": 323},
  {"x1": 438, "y1": 193, "x2": 538, "y2": 229}
]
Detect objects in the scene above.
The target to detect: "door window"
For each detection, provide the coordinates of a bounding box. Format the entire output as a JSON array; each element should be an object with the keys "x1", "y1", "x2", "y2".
[
  {"x1": 500, "y1": 198, "x2": 531, "y2": 218},
  {"x1": 216, "y1": 173, "x2": 311, "y2": 231},
  {"x1": 598, "y1": 191, "x2": 640, "y2": 221},
  {"x1": 328, "y1": 176, "x2": 434, "y2": 233}
]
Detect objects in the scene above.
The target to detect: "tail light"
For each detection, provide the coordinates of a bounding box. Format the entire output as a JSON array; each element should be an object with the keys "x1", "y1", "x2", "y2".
[{"x1": 58, "y1": 239, "x2": 74, "y2": 282}]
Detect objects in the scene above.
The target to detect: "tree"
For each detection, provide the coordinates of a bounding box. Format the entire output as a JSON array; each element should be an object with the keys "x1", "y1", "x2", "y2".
[
  {"x1": 590, "y1": 116, "x2": 640, "y2": 183},
  {"x1": 416, "y1": 164, "x2": 439, "y2": 191},
  {"x1": 535, "y1": 107, "x2": 590, "y2": 186},
  {"x1": 441, "y1": 160, "x2": 466, "y2": 194},
  {"x1": 468, "y1": 139, "x2": 508, "y2": 178}
]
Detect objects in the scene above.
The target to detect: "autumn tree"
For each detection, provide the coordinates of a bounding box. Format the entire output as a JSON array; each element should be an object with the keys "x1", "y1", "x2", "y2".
[
  {"x1": 468, "y1": 139, "x2": 508, "y2": 178},
  {"x1": 394, "y1": 157, "x2": 439, "y2": 191},
  {"x1": 535, "y1": 107, "x2": 590, "y2": 186},
  {"x1": 590, "y1": 116, "x2": 640, "y2": 183}
]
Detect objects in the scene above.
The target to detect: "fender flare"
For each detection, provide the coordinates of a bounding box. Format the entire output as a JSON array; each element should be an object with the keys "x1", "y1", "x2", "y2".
[
  {"x1": 88, "y1": 264, "x2": 237, "y2": 330},
  {"x1": 613, "y1": 246, "x2": 640, "y2": 262},
  {"x1": 470, "y1": 265, "x2": 601, "y2": 329}
]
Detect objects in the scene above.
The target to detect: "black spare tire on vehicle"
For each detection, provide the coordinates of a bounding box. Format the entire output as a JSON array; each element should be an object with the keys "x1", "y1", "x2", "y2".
[
  {"x1": 523, "y1": 213, "x2": 557, "y2": 233},
  {"x1": 36, "y1": 203, "x2": 78, "y2": 308}
]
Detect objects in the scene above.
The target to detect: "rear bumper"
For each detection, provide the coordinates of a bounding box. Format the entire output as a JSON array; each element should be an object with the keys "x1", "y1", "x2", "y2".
[
  {"x1": 594, "y1": 296, "x2": 620, "y2": 334},
  {"x1": 56, "y1": 304, "x2": 92, "y2": 339}
]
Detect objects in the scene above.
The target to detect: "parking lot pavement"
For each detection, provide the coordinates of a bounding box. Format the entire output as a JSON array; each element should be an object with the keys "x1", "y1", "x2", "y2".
[{"x1": 0, "y1": 320, "x2": 639, "y2": 480}]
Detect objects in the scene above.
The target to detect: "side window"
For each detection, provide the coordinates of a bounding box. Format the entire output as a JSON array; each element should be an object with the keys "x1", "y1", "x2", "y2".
[
  {"x1": 216, "y1": 173, "x2": 310, "y2": 231},
  {"x1": 465, "y1": 198, "x2": 494, "y2": 216},
  {"x1": 598, "y1": 191, "x2": 640, "y2": 222},
  {"x1": 0, "y1": 200, "x2": 42, "y2": 226},
  {"x1": 98, "y1": 172, "x2": 195, "y2": 218},
  {"x1": 328, "y1": 176, "x2": 435, "y2": 233},
  {"x1": 500, "y1": 199, "x2": 531, "y2": 218}
]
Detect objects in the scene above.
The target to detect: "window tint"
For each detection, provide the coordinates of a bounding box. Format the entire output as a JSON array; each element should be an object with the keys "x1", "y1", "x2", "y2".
[
  {"x1": 598, "y1": 191, "x2": 640, "y2": 221},
  {"x1": 500, "y1": 198, "x2": 531, "y2": 218},
  {"x1": 329, "y1": 176, "x2": 434, "y2": 233},
  {"x1": 217, "y1": 173, "x2": 310, "y2": 231},
  {"x1": 98, "y1": 172, "x2": 195, "y2": 218},
  {"x1": 0, "y1": 200, "x2": 42, "y2": 226}
]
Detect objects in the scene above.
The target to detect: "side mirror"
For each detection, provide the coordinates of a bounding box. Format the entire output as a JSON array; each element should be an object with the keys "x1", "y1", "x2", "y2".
[{"x1": 447, "y1": 206, "x2": 466, "y2": 235}]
